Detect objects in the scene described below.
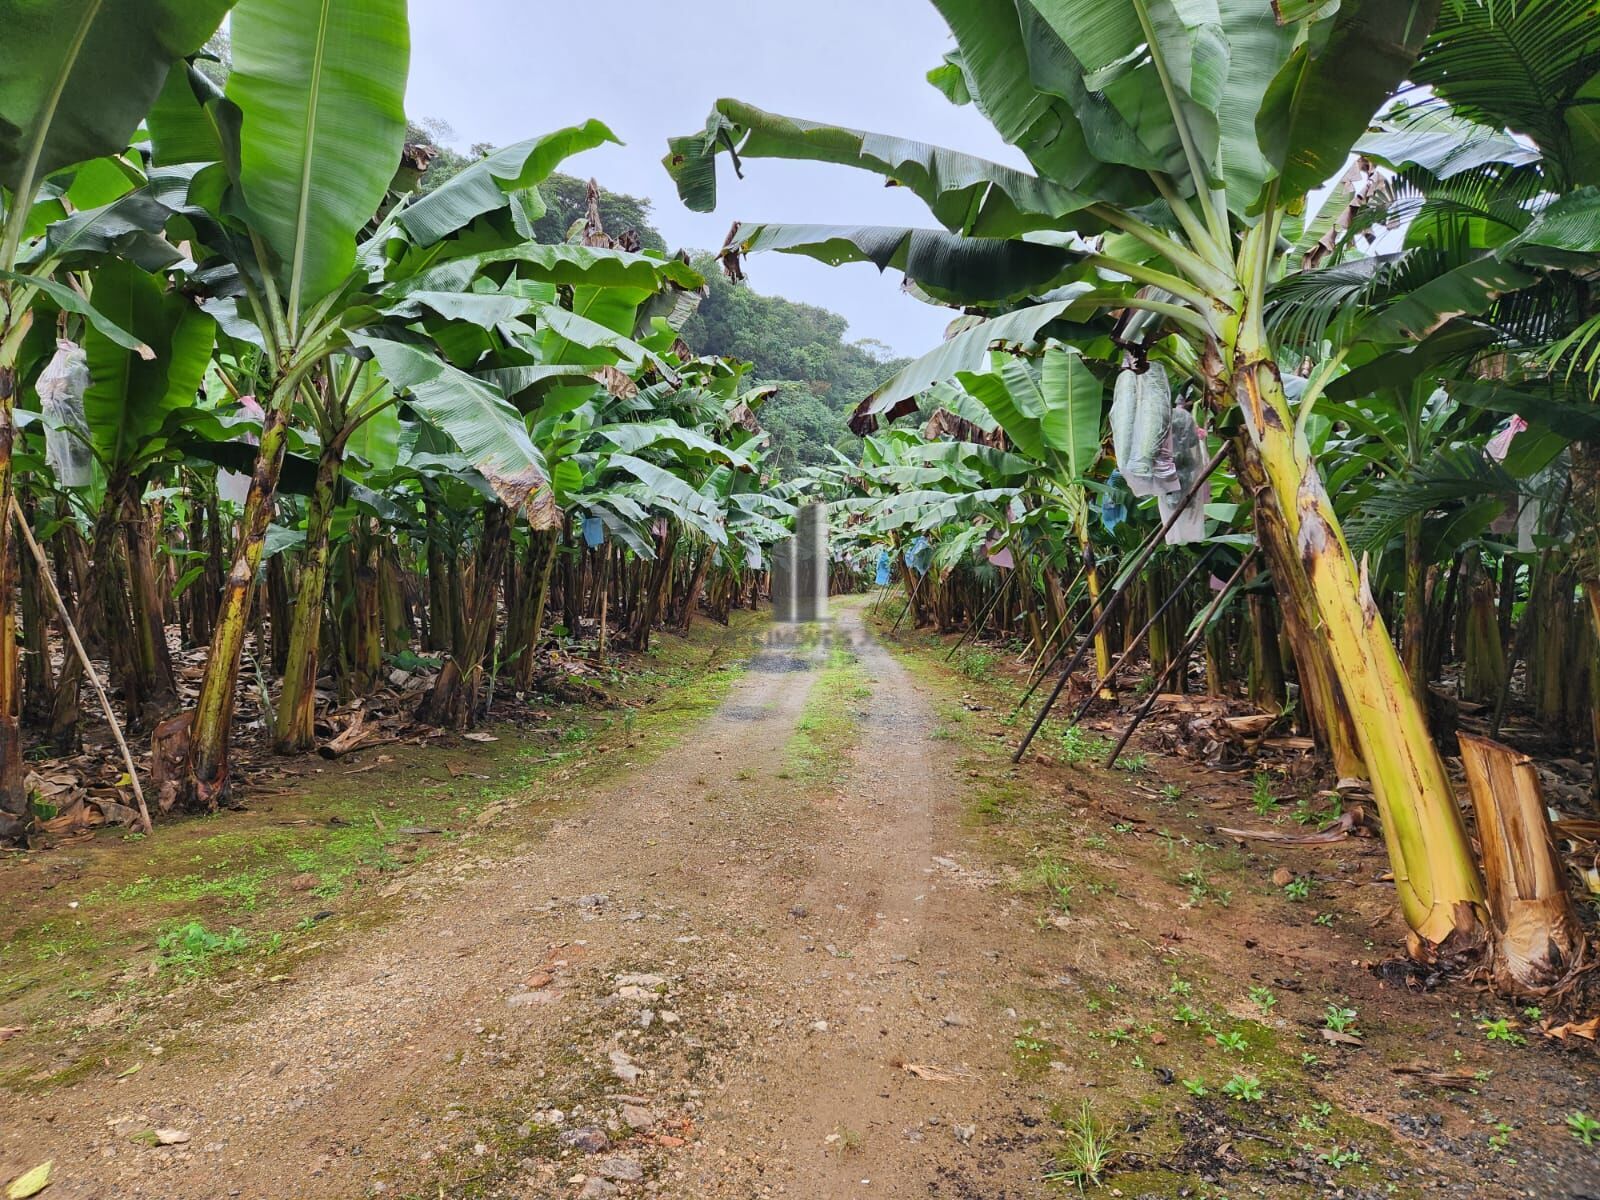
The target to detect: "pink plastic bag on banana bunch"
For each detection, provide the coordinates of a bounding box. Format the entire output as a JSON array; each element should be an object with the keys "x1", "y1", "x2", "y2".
[
  {"x1": 217, "y1": 393, "x2": 265, "y2": 504},
  {"x1": 37, "y1": 340, "x2": 92, "y2": 488}
]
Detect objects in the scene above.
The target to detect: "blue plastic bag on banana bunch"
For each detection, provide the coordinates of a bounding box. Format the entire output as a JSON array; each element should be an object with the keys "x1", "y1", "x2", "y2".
[
  {"x1": 904, "y1": 535, "x2": 933, "y2": 576},
  {"x1": 37, "y1": 340, "x2": 92, "y2": 488},
  {"x1": 1110, "y1": 363, "x2": 1179, "y2": 497},
  {"x1": 1156, "y1": 408, "x2": 1209, "y2": 545},
  {"x1": 1099, "y1": 470, "x2": 1129, "y2": 533}
]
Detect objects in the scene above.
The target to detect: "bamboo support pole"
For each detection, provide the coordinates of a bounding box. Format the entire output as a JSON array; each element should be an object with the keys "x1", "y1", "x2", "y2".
[
  {"x1": 1067, "y1": 546, "x2": 1215, "y2": 729},
  {"x1": 1102, "y1": 551, "x2": 1255, "y2": 768},
  {"x1": 1011, "y1": 448, "x2": 1228, "y2": 761},
  {"x1": 10, "y1": 497, "x2": 152, "y2": 834}
]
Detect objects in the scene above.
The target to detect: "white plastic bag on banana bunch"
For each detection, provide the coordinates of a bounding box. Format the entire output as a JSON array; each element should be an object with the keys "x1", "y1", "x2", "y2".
[
  {"x1": 217, "y1": 393, "x2": 265, "y2": 504},
  {"x1": 1157, "y1": 407, "x2": 1209, "y2": 545},
  {"x1": 1110, "y1": 363, "x2": 1179, "y2": 497},
  {"x1": 37, "y1": 340, "x2": 93, "y2": 488}
]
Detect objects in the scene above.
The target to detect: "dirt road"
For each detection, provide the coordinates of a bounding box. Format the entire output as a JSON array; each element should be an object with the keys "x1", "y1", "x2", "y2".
[{"x1": 3, "y1": 603, "x2": 1052, "y2": 1199}]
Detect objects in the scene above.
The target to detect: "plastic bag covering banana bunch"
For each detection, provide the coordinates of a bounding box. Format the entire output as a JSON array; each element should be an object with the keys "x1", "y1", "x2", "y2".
[
  {"x1": 1110, "y1": 364, "x2": 1178, "y2": 498},
  {"x1": 1158, "y1": 408, "x2": 1209, "y2": 545},
  {"x1": 37, "y1": 340, "x2": 93, "y2": 488},
  {"x1": 1110, "y1": 364, "x2": 1209, "y2": 545}
]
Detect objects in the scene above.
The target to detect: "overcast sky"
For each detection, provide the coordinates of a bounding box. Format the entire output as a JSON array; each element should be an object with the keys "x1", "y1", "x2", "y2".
[{"x1": 403, "y1": 0, "x2": 1029, "y2": 359}]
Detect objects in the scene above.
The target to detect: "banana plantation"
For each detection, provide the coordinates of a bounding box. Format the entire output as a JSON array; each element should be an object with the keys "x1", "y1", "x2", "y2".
[{"x1": 1, "y1": 1, "x2": 1599, "y2": 1197}]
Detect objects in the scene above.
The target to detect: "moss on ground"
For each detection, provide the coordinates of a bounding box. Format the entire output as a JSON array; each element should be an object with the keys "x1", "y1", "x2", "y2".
[{"x1": 780, "y1": 632, "x2": 869, "y2": 783}]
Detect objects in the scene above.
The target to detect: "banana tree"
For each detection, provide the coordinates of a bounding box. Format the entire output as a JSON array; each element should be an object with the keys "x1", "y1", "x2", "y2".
[
  {"x1": 131, "y1": 0, "x2": 412, "y2": 807},
  {"x1": 954, "y1": 345, "x2": 1115, "y2": 676},
  {"x1": 270, "y1": 127, "x2": 650, "y2": 749},
  {"x1": 57, "y1": 259, "x2": 218, "y2": 737},
  {"x1": 0, "y1": 0, "x2": 234, "y2": 832},
  {"x1": 147, "y1": 1, "x2": 610, "y2": 800},
  {"x1": 667, "y1": 0, "x2": 1494, "y2": 949}
]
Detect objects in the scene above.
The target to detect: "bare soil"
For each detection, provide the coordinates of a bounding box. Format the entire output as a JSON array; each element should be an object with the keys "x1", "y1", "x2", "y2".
[{"x1": 1, "y1": 599, "x2": 1596, "y2": 1200}]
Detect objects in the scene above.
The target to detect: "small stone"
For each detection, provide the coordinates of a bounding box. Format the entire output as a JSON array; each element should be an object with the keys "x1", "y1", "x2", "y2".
[
  {"x1": 578, "y1": 1179, "x2": 618, "y2": 1200},
  {"x1": 154, "y1": 1129, "x2": 190, "y2": 1146},
  {"x1": 577, "y1": 894, "x2": 609, "y2": 910},
  {"x1": 609, "y1": 1049, "x2": 643, "y2": 1084},
  {"x1": 615, "y1": 974, "x2": 665, "y2": 989},
  {"x1": 810, "y1": 1020, "x2": 829, "y2": 1033},
  {"x1": 953, "y1": 1124, "x2": 976, "y2": 1145},
  {"x1": 557, "y1": 1127, "x2": 610, "y2": 1154},
  {"x1": 289, "y1": 873, "x2": 318, "y2": 892},
  {"x1": 941, "y1": 1013, "x2": 967, "y2": 1027},
  {"x1": 659, "y1": 1012, "x2": 680, "y2": 1025},
  {"x1": 789, "y1": 905, "x2": 808, "y2": 918},
  {"x1": 1271, "y1": 867, "x2": 1295, "y2": 888},
  {"x1": 634, "y1": 1010, "x2": 655, "y2": 1030},
  {"x1": 620, "y1": 1105, "x2": 655, "y2": 1131},
  {"x1": 524, "y1": 971, "x2": 554, "y2": 989},
  {"x1": 508, "y1": 989, "x2": 561, "y2": 1007},
  {"x1": 596, "y1": 1156, "x2": 644, "y2": 1183}
]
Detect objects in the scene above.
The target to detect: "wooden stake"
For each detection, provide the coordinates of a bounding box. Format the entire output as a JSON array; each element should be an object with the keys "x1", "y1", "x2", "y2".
[{"x1": 10, "y1": 498, "x2": 152, "y2": 834}]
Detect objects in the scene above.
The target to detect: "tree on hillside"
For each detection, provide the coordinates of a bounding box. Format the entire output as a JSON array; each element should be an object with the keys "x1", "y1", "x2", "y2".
[
  {"x1": 527, "y1": 174, "x2": 667, "y2": 252},
  {"x1": 682, "y1": 257, "x2": 907, "y2": 472}
]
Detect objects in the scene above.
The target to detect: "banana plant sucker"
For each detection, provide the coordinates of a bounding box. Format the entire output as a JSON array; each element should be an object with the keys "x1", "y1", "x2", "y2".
[{"x1": 275, "y1": 363, "x2": 393, "y2": 751}]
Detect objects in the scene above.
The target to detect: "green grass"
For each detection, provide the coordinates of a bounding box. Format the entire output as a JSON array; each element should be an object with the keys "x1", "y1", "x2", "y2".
[
  {"x1": 783, "y1": 637, "x2": 868, "y2": 782},
  {"x1": 156, "y1": 921, "x2": 253, "y2": 976}
]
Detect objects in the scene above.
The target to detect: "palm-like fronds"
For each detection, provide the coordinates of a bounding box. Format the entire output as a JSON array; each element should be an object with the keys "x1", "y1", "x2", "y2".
[
  {"x1": 1344, "y1": 442, "x2": 1518, "y2": 550},
  {"x1": 1413, "y1": 0, "x2": 1600, "y2": 186}
]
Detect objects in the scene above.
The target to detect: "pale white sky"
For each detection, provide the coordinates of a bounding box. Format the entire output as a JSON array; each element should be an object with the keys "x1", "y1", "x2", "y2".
[{"x1": 402, "y1": 0, "x2": 1028, "y2": 358}]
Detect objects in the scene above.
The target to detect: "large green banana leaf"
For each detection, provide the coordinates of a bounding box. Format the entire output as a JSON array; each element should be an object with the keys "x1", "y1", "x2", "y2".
[
  {"x1": 387, "y1": 244, "x2": 703, "y2": 297},
  {"x1": 0, "y1": 268, "x2": 149, "y2": 354},
  {"x1": 1256, "y1": 0, "x2": 1440, "y2": 202},
  {"x1": 395, "y1": 122, "x2": 618, "y2": 247},
  {"x1": 351, "y1": 333, "x2": 555, "y2": 525},
  {"x1": 666, "y1": 99, "x2": 1087, "y2": 238},
  {"x1": 606, "y1": 453, "x2": 726, "y2": 543},
  {"x1": 0, "y1": 0, "x2": 233, "y2": 201},
  {"x1": 954, "y1": 346, "x2": 1101, "y2": 480},
  {"x1": 849, "y1": 293, "x2": 1093, "y2": 433},
  {"x1": 228, "y1": 0, "x2": 410, "y2": 326},
  {"x1": 27, "y1": 187, "x2": 183, "y2": 272},
  {"x1": 595, "y1": 421, "x2": 754, "y2": 472},
  {"x1": 668, "y1": 1, "x2": 1439, "y2": 231},
  {"x1": 725, "y1": 223, "x2": 1083, "y2": 305},
  {"x1": 83, "y1": 259, "x2": 217, "y2": 472},
  {"x1": 928, "y1": 0, "x2": 1152, "y2": 204}
]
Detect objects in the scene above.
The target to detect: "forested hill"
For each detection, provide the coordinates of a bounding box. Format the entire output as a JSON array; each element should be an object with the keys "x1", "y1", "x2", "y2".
[
  {"x1": 410, "y1": 123, "x2": 909, "y2": 475},
  {"x1": 680, "y1": 259, "x2": 909, "y2": 475}
]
